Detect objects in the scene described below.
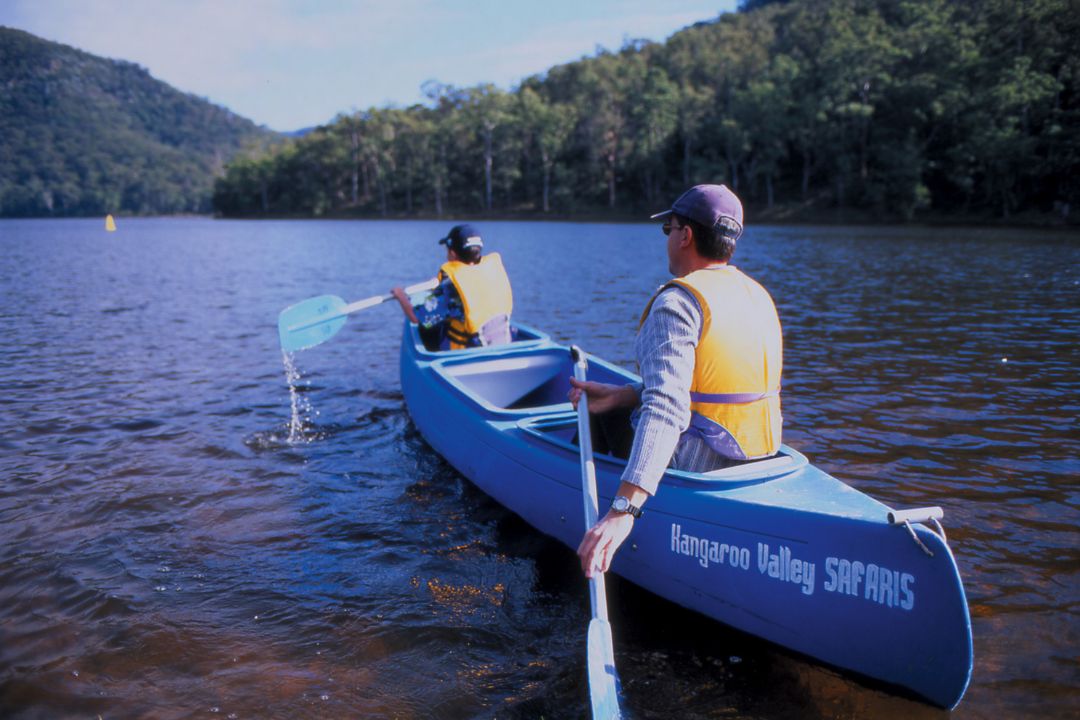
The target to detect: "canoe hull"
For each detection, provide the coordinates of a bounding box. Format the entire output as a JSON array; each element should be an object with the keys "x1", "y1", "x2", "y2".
[{"x1": 400, "y1": 322, "x2": 973, "y2": 708}]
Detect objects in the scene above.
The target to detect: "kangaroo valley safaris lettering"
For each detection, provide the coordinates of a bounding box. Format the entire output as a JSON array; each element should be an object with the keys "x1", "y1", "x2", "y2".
[
  {"x1": 670, "y1": 524, "x2": 917, "y2": 609},
  {"x1": 823, "y1": 556, "x2": 916, "y2": 610},
  {"x1": 757, "y1": 542, "x2": 815, "y2": 595},
  {"x1": 670, "y1": 524, "x2": 814, "y2": 594},
  {"x1": 671, "y1": 522, "x2": 752, "y2": 570}
]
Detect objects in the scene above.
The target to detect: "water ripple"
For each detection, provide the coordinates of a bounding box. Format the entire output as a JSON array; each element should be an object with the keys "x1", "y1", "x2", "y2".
[{"x1": 0, "y1": 218, "x2": 1076, "y2": 718}]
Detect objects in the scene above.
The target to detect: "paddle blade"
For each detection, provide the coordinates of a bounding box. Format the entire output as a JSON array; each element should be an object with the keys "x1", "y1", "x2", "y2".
[
  {"x1": 278, "y1": 295, "x2": 347, "y2": 352},
  {"x1": 587, "y1": 618, "x2": 622, "y2": 719}
]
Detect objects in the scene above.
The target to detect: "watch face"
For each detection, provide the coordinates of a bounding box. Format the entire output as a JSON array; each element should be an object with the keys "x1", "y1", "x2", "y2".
[{"x1": 612, "y1": 496, "x2": 641, "y2": 518}]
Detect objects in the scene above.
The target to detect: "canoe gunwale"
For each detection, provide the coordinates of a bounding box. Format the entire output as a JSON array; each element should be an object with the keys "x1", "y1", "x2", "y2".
[
  {"x1": 405, "y1": 320, "x2": 553, "y2": 362},
  {"x1": 515, "y1": 412, "x2": 810, "y2": 490}
]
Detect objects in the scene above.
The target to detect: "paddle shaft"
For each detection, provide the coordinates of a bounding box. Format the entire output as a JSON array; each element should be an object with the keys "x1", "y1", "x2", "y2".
[
  {"x1": 287, "y1": 278, "x2": 437, "y2": 333},
  {"x1": 574, "y1": 368, "x2": 611, "y2": 622}
]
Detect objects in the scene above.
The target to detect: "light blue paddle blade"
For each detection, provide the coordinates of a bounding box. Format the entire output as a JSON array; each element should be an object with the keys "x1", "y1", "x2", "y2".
[
  {"x1": 278, "y1": 294, "x2": 348, "y2": 352},
  {"x1": 587, "y1": 618, "x2": 622, "y2": 719}
]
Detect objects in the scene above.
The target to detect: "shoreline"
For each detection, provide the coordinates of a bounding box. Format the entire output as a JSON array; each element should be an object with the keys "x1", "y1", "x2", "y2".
[
  {"x1": 226, "y1": 208, "x2": 1080, "y2": 233},
  {"x1": 5, "y1": 208, "x2": 1079, "y2": 233},
  {"x1": 223, "y1": 199, "x2": 1080, "y2": 231}
]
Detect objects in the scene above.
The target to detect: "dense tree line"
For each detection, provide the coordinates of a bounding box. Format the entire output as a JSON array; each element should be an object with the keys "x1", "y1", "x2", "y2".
[
  {"x1": 214, "y1": 0, "x2": 1079, "y2": 223},
  {"x1": 0, "y1": 27, "x2": 278, "y2": 217}
]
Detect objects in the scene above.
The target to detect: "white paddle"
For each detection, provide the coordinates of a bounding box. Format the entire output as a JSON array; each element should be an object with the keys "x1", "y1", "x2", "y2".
[{"x1": 571, "y1": 346, "x2": 622, "y2": 720}]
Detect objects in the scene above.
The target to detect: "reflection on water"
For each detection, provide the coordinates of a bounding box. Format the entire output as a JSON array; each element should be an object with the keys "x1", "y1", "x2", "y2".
[{"x1": 0, "y1": 218, "x2": 1076, "y2": 719}]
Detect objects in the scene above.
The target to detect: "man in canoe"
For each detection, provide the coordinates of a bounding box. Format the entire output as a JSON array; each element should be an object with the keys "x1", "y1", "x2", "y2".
[
  {"x1": 570, "y1": 184, "x2": 782, "y2": 578},
  {"x1": 392, "y1": 224, "x2": 513, "y2": 351}
]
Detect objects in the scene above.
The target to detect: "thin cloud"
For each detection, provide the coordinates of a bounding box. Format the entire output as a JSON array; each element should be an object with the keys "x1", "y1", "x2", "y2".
[
  {"x1": 463, "y1": 11, "x2": 725, "y2": 86},
  {"x1": 1, "y1": 0, "x2": 734, "y2": 130}
]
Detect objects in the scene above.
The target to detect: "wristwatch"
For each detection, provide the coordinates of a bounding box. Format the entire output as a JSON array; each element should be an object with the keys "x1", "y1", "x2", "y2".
[{"x1": 610, "y1": 495, "x2": 643, "y2": 519}]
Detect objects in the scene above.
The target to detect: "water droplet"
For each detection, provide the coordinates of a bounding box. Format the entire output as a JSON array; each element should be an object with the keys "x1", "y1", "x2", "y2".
[
  {"x1": 1001, "y1": 357, "x2": 1008, "y2": 363},
  {"x1": 320, "y1": 694, "x2": 329, "y2": 701},
  {"x1": 154, "y1": 586, "x2": 167, "y2": 592},
  {"x1": 728, "y1": 656, "x2": 742, "y2": 664},
  {"x1": 283, "y1": 351, "x2": 317, "y2": 444},
  {"x1": 72, "y1": 670, "x2": 79, "y2": 678},
  {"x1": 210, "y1": 708, "x2": 220, "y2": 714},
  {"x1": 253, "y1": 615, "x2": 259, "y2": 620}
]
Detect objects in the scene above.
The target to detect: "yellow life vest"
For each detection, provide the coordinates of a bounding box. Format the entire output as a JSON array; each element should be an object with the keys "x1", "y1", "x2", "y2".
[
  {"x1": 438, "y1": 253, "x2": 513, "y2": 350},
  {"x1": 640, "y1": 265, "x2": 782, "y2": 459}
]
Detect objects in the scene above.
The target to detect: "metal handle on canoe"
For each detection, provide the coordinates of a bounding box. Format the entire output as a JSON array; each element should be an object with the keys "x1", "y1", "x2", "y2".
[
  {"x1": 888, "y1": 507, "x2": 944, "y2": 525},
  {"x1": 889, "y1": 506, "x2": 947, "y2": 557}
]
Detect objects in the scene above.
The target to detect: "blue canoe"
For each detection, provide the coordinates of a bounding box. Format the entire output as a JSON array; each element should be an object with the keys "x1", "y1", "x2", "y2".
[{"x1": 399, "y1": 321, "x2": 973, "y2": 709}]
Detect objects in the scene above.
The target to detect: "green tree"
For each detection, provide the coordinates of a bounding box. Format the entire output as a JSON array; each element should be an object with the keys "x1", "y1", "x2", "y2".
[
  {"x1": 738, "y1": 54, "x2": 797, "y2": 207},
  {"x1": 205, "y1": 0, "x2": 1079, "y2": 223},
  {"x1": 519, "y1": 87, "x2": 577, "y2": 213},
  {"x1": 457, "y1": 85, "x2": 513, "y2": 212},
  {"x1": 628, "y1": 66, "x2": 679, "y2": 204}
]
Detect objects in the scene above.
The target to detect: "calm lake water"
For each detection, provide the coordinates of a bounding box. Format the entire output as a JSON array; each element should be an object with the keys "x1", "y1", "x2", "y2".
[{"x1": 0, "y1": 217, "x2": 1076, "y2": 719}]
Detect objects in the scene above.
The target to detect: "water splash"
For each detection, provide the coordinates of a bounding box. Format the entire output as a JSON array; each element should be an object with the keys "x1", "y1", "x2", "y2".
[{"x1": 282, "y1": 350, "x2": 316, "y2": 444}]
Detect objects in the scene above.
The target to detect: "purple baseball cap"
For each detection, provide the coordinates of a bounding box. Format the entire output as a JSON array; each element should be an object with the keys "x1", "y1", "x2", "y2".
[
  {"x1": 651, "y1": 184, "x2": 743, "y2": 240},
  {"x1": 438, "y1": 224, "x2": 483, "y2": 252}
]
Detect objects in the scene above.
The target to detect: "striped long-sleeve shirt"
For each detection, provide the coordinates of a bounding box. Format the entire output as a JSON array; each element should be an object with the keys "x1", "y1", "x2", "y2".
[{"x1": 622, "y1": 283, "x2": 729, "y2": 495}]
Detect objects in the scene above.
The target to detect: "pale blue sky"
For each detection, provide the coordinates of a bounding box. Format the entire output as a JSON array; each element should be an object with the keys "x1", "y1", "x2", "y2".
[{"x1": 1, "y1": 0, "x2": 737, "y2": 132}]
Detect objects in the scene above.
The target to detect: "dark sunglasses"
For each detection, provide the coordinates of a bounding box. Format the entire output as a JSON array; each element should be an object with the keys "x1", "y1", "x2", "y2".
[{"x1": 662, "y1": 221, "x2": 683, "y2": 236}]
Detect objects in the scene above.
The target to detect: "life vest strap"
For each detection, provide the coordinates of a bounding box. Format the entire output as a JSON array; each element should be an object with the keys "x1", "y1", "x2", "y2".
[
  {"x1": 446, "y1": 326, "x2": 473, "y2": 344},
  {"x1": 689, "y1": 389, "x2": 779, "y2": 405}
]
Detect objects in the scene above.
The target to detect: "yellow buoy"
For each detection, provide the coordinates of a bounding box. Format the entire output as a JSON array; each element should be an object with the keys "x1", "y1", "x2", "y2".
[{"x1": 105, "y1": 214, "x2": 117, "y2": 232}]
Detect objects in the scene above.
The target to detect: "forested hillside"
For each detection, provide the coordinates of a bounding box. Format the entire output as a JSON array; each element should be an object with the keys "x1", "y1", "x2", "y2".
[
  {"x1": 214, "y1": 0, "x2": 1079, "y2": 223},
  {"x1": 0, "y1": 27, "x2": 279, "y2": 217}
]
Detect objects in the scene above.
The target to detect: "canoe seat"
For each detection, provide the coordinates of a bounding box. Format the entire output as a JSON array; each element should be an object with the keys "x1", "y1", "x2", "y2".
[{"x1": 439, "y1": 349, "x2": 628, "y2": 412}]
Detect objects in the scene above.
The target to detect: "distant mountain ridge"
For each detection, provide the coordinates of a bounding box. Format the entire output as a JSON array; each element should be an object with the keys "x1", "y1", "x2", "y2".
[{"x1": 0, "y1": 26, "x2": 280, "y2": 217}]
